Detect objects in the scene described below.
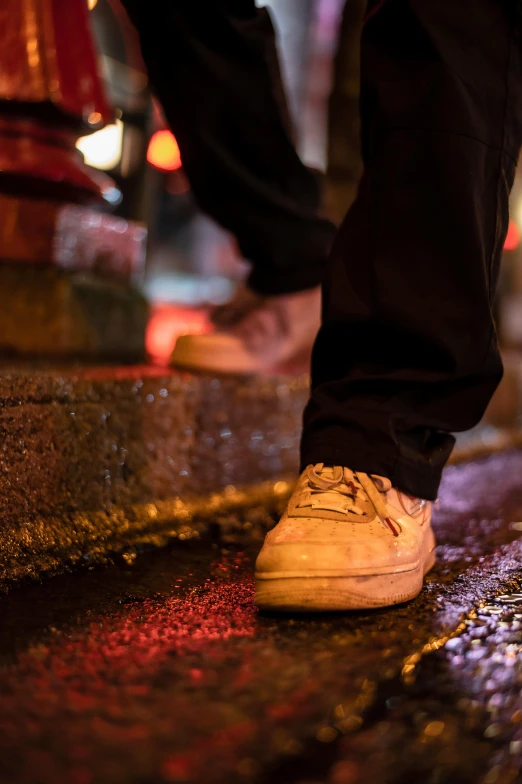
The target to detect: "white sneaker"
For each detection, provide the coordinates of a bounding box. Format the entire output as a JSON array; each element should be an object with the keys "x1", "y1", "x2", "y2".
[
  {"x1": 170, "y1": 285, "x2": 320, "y2": 374},
  {"x1": 255, "y1": 463, "x2": 436, "y2": 612}
]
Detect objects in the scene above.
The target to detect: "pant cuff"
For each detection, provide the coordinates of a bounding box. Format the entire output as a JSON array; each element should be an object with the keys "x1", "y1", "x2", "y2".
[{"x1": 300, "y1": 440, "x2": 447, "y2": 501}]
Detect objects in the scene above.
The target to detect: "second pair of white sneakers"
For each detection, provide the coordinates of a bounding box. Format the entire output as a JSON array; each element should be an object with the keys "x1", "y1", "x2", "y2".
[{"x1": 255, "y1": 463, "x2": 436, "y2": 612}]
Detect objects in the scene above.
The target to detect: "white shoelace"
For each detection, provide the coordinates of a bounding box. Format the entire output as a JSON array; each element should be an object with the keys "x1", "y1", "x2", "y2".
[{"x1": 297, "y1": 463, "x2": 399, "y2": 536}]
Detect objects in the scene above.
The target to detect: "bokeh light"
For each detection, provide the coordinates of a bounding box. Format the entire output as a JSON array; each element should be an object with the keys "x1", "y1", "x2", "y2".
[{"x1": 147, "y1": 130, "x2": 182, "y2": 172}]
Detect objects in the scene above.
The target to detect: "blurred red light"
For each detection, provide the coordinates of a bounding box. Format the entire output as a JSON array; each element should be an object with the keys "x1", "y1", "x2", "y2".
[
  {"x1": 147, "y1": 130, "x2": 182, "y2": 172},
  {"x1": 504, "y1": 220, "x2": 520, "y2": 251},
  {"x1": 146, "y1": 305, "x2": 209, "y2": 365}
]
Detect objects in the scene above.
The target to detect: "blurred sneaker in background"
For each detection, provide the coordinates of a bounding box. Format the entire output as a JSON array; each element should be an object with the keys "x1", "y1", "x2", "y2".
[{"x1": 171, "y1": 284, "x2": 321, "y2": 374}]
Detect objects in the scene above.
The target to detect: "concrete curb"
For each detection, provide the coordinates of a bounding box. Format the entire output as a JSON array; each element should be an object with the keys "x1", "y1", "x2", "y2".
[{"x1": 0, "y1": 366, "x2": 307, "y2": 587}]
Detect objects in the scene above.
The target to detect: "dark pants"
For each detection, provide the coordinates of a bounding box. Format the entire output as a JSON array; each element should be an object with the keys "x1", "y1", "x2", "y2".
[
  {"x1": 302, "y1": 0, "x2": 522, "y2": 499},
  {"x1": 119, "y1": 0, "x2": 336, "y2": 296},
  {"x1": 123, "y1": 0, "x2": 522, "y2": 500}
]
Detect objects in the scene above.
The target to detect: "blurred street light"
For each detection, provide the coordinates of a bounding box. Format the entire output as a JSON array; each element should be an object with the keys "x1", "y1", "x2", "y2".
[
  {"x1": 504, "y1": 220, "x2": 520, "y2": 252},
  {"x1": 76, "y1": 119, "x2": 124, "y2": 171},
  {"x1": 147, "y1": 130, "x2": 182, "y2": 172}
]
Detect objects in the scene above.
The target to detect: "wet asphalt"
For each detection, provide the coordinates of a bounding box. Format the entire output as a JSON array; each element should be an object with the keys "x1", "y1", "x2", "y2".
[{"x1": 2, "y1": 452, "x2": 522, "y2": 784}]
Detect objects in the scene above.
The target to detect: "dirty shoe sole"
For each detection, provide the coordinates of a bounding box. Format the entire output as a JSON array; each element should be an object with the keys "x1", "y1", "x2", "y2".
[
  {"x1": 254, "y1": 551, "x2": 436, "y2": 612},
  {"x1": 171, "y1": 334, "x2": 264, "y2": 374}
]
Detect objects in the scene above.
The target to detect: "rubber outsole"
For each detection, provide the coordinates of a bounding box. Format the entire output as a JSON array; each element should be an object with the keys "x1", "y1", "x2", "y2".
[
  {"x1": 254, "y1": 551, "x2": 436, "y2": 612},
  {"x1": 171, "y1": 335, "x2": 263, "y2": 375}
]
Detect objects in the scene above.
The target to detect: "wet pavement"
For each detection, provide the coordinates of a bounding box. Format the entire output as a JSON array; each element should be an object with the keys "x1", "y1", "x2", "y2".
[{"x1": 2, "y1": 452, "x2": 522, "y2": 783}]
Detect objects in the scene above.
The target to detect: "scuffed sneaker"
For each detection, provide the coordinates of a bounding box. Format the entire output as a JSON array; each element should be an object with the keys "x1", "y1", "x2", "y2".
[
  {"x1": 170, "y1": 285, "x2": 320, "y2": 374},
  {"x1": 255, "y1": 463, "x2": 436, "y2": 612}
]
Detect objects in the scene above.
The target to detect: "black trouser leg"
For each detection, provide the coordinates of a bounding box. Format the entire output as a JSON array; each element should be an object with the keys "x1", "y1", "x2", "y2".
[
  {"x1": 301, "y1": 0, "x2": 522, "y2": 499},
  {"x1": 120, "y1": 0, "x2": 336, "y2": 295}
]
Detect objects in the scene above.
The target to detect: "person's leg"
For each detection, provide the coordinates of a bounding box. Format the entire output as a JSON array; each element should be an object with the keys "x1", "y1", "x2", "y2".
[
  {"x1": 301, "y1": 0, "x2": 522, "y2": 500},
  {"x1": 121, "y1": 0, "x2": 336, "y2": 373},
  {"x1": 255, "y1": 0, "x2": 522, "y2": 611},
  {"x1": 120, "y1": 0, "x2": 335, "y2": 297}
]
